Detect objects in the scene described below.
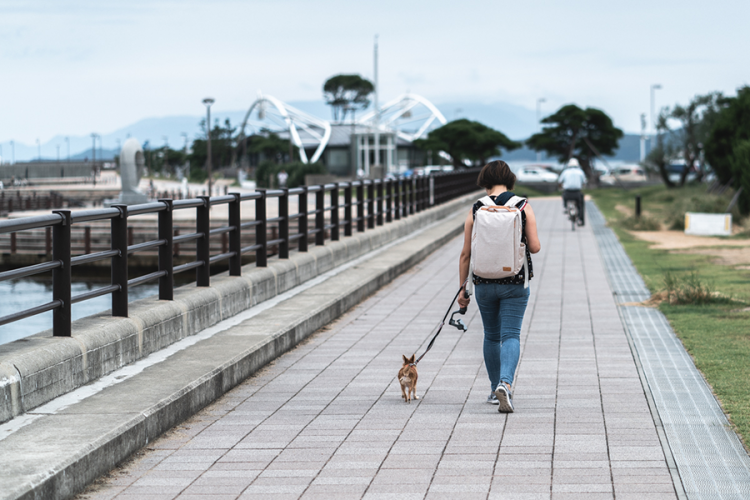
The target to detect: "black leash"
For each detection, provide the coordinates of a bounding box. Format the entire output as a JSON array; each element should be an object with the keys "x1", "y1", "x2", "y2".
[{"x1": 412, "y1": 285, "x2": 469, "y2": 365}]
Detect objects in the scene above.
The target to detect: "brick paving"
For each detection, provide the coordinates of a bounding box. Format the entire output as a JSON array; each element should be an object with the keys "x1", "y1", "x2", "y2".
[{"x1": 77, "y1": 199, "x2": 677, "y2": 500}]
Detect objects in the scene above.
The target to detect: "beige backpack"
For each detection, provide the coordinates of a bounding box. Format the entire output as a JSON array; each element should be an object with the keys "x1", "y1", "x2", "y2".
[{"x1": 468, "y1": 195, "x2": 529, "y2": 292}]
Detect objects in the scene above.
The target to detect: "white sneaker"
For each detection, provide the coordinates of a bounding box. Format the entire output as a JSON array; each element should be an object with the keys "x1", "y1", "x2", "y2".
[
  {"x1": 494, "y1": 384, "x2": 514, "y2": 413},
  {"x1": 487, "y1": 393, "x2": 500, "y2": 405}
]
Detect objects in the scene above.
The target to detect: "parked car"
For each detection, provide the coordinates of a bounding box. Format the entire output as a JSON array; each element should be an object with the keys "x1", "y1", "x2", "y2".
[
  {"x1": 600, "y1": 164, "x2": 648, "y2": 185},
  {"x1": 667, "y1": 162, "x2": 697, "y2": 183},
  {"x1": 515, "y1": 165, "x2": 559, "y2": 183}
]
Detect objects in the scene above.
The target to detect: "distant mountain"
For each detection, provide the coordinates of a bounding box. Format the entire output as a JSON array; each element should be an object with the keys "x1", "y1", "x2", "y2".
[
  {"x1": 0, "y1": 98, "x2": 643, "y2": 164},
  {"x1": 502, "y1": 133, "x2": 647, "y2": 164}
]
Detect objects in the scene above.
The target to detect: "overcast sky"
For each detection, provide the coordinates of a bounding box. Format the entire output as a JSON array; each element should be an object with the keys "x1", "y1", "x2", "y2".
[{"x1": 1, "y1": 0, "x2": 748, "y2": 146}]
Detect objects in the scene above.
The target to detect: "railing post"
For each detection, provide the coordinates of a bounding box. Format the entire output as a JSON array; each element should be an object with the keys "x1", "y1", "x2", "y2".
[
  {"x1": 111, "y1": 205, "x2": 128, "y2": 317},
  {"x1": 255, "y1": 190, "x2": 267, "y2": 267},
  {"x1": 52, "y1": 210, "x2": 72, "y2": 336},
  {"x1": 385, "y1": 179, "x2": 392, "y2": 223},
  {"x1": 367, "y1": 181, "x2": 375, "y2": 229},
  {"x1": 409, "y1": 177, "x2": 417, "y2": 215},
  {"x1": 344, "y1": 183, "x2": 353, "y2": 237},
  {"x1": 279, "y1": 188, "x2": 289, "y2": 259},
  {"x1": 10, "y1": 232, "x2": 16, "y2": 254},
  {"x1": 298, "y1": 187, "x2": 308, "y2": 252},
  {"x1": 356, "y1": 182, "x2": 365, "y2": 232},
  {"x1": 196, "y1": 196, "x2": 210, "y2": 287},
  {"x1": 429, "y1": 176, "x2": 435, "y2": 206},
  {"x1": 394, "y1": 179, "x2": 401, "y2": 220},
  {"x1": 228, "y1": 193, "x2": 241, "y2": 276},
  {"x1": 315, "y1": 187, "x2": 325, "y2": 246},
  {"x1": 84, "y1": 226, "x2": 91, "y2": 254},
  {"x1": 330, "y1": 183, "x2": 340, "y2": 241},
  {"x1": 158, "y1": 199, "x2": 174, "y2": 300},
  {"x1": 376, "y1": 180, "x2": 384, "y2": 226}
]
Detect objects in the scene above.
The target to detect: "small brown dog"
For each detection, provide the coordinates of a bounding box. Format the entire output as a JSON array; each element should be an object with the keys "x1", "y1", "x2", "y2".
[{"x1": 398, "y1": 354, "x2": 419, "y2": 403}]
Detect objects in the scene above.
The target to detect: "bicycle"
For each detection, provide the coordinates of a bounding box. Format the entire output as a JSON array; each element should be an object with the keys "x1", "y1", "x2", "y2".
[{"x1": 566, "y1": 199, "x2": 578, "y2": 231}]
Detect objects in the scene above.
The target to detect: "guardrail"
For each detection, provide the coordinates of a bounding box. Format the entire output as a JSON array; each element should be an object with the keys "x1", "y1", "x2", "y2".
[{"x1": 0, "y1": 170, "x2": 479, "y2": 337}]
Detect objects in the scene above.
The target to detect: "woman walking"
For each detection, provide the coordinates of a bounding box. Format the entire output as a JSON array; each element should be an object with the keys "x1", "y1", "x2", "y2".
[{"x1": 457, "y1": 161, "x2": 541, "y2": 413}]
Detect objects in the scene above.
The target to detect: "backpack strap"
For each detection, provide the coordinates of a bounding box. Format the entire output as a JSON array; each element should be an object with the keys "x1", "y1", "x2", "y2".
[
  {"x1": 478, "y1": 196, "x2": 495, "y2": 207},
  {"x1": 504, "y1": 195, "x2": 528, "y2": 211}
]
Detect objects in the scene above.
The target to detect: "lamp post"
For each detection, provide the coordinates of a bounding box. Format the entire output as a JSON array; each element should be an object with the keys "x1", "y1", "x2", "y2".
[
  {"x1": 640, "y1": 113, "x2": 647, "y2": 162},
  {"x1": 536, "y1": 98, "x2": 546, "y2": 162},
  {"x1": 650, "y1": 84, "x2": 662, "y2": 139},
  {"x1": 202, "y1": 98, "x2": 215, "y2": 197}
]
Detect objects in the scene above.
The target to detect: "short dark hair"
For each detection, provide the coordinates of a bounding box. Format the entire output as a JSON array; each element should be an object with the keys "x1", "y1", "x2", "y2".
[{"x1": 476, "y1": 160, "x2": 515, "y2": 190}]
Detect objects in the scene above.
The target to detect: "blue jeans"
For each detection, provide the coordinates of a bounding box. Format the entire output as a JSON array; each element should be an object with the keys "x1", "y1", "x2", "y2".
[{"x1": 474, "y1": 283, "x2": 530, "y2": 391}]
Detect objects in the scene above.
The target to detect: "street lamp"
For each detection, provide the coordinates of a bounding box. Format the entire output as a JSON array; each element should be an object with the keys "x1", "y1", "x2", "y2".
[
  {"x1": 202, "y1": 97, "x2": 215, "y2": 197},
  {"x1": 536, "y1": 98, "x2": 546, "y2": 162},
  {"x1": 650, "y1": 84, "x2": 662, "y2": 137}
]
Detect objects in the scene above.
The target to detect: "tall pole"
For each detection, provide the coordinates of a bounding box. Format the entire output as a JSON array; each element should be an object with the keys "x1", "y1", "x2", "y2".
[
  {"x1": 202, "y1": 98, "x2": 215, "y2": 197},
  {"x1": 65, "y1": 137, "x2": 69, "y2": 161},
  {"x1": 536, "y1": 98, "x2": 546, "y2": 162},
  {"x1": 372, "y1": 34, "x2": 379, "y2": 176},
  {"x1": 650, "y1": 84, "x2": 662, "y2": 142},
  {"x1": 91, "y1": 133, "x2": 97, "y2": 168},
  {"x1": 640, "y1": 113, "x2": 647, "y2": 162}
]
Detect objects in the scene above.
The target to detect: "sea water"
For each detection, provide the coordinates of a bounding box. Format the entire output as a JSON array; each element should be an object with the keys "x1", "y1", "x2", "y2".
[{"x1": 0, "y1": 279, "x2": 158, "y2": 346}]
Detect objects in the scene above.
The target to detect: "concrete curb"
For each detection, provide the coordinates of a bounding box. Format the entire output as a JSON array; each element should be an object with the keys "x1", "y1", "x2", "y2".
[
  {"x1": 0, "y1": 201, "x2": 469, "y2": 500},
  {"x1": 0, "y1": 192, "x2": 479, "y2": 425}
]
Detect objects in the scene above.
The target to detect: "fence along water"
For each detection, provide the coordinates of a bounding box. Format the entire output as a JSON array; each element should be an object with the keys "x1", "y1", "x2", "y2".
[{"x1": 0, "y1": 171, "x2": 479, "y2": 338}]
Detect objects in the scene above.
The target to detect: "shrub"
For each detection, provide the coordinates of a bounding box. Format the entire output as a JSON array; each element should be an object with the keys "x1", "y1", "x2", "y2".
[
  {"x1": 619, "y1": 214, "x2": 661, "y2": 231},
  {"x1": 661, "y1": 270, "x2": 725, "y2": 305}
]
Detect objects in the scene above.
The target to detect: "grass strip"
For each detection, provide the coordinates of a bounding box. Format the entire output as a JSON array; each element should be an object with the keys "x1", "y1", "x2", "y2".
[{"x1": 589, "y1": 186, "x2": 750, "y2": 448}]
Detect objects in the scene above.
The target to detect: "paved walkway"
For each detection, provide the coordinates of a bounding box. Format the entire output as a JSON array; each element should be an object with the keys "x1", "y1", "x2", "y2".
[{"x1": 78, "y1": 199, "x2": 678, "y2": 500}]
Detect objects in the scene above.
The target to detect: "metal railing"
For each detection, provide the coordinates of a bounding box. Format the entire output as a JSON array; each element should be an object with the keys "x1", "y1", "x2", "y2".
[{"x1": 0, "y1": 170, "x2": 479, "y2": 337}]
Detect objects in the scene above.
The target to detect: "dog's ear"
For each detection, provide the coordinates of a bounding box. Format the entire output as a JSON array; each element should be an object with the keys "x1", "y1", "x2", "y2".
[
  {"x1": 402, "y1": 354, "x2": 409, "y2": 364},
  {"x1": 409, "y1": 354, "x2": 416, "y2": 364}
]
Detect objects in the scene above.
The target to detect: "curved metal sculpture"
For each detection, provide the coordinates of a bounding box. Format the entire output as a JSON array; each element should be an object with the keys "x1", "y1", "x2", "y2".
[
  {"x1": 239, "y1": 93, "x2": 331, "y2": 164},
  {"x1": 357, "y1": 93, "x2": 447, "y2": 141}
]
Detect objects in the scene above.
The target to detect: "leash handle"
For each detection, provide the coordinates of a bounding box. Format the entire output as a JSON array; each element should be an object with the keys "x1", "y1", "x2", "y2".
[{"x1": 414, "y1": 285, "x2": 465, "y2": 365}]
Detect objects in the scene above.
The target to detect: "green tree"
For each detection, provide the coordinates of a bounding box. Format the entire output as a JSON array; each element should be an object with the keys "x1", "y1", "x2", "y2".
[
  {"x1": 413, "y1": 119, "x2": 520, "y2": 169},
  {"x1": 670, "y1": 92, "x2": 723, "y2": 185},
  {"x1": 526, "y1": 104, "x2": 623, "y2": 180},
  {"x1": 246, "y1": 132, "x2": 294, "y2": 163},
  {"x1": 189, "y1": 118, "x2": 236, "y2": 182},
  {"x1": 255, "y1": 160, "x2": 326, "y2": 188},
  {"x1": 323, "y1": 74, "x2": 374, "y2": 122},
  {"x1": 704, "y1": 86, "x2": 750, "y2": 214}
]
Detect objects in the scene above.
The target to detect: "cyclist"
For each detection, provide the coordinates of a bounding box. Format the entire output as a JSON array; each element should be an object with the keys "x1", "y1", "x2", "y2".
[{"x1": 558, "y1": 158, "x2": 587, "y2": 226}]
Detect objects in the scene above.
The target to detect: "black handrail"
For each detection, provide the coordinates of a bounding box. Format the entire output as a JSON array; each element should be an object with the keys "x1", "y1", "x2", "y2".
[{"x1": 0, "y1": 170, "x2": 481, "y2": 338}]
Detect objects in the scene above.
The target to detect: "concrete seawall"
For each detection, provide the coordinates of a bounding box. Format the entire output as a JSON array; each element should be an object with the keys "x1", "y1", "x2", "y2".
[{"x1": 0, "y1": 191, "x2": 478, "y2": 425}]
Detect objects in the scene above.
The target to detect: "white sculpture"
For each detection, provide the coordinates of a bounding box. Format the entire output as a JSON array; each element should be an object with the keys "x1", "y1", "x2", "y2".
[{"x1": 118, "y1": 138, "x2": 148, "y2": 205}]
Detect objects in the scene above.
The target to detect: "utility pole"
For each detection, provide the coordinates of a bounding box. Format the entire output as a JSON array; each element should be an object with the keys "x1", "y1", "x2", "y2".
[
  {"x1": 202, "y1": 98, "x2": 215, "y2": 197},
  {"x1": 372, "y1": 34, "x2": 379, "y2": 177},
  {"x1": 91, "y1": 133, "x2": 97, "y2": 168},
  {"x1": 640, "y1": 113, "x2": 647, "y2": 162},
  {"x1": 536, "y1": 98, "x2": 546, "y2": 162},
  {"x1": 650, "y1": 84, "x2": 662, "y2": 146}
]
